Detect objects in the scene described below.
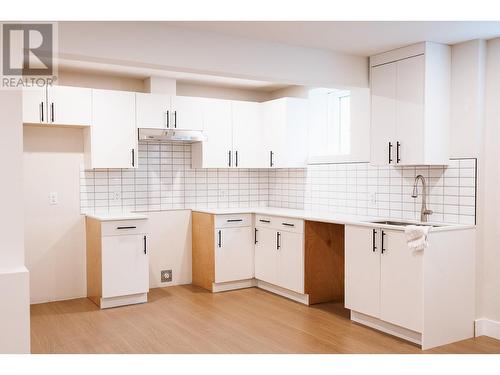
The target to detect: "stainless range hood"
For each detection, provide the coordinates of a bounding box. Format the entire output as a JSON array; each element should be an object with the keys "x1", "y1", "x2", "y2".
[{"x1": 138, "y1": 128, "x2": 206, "y2": 143}]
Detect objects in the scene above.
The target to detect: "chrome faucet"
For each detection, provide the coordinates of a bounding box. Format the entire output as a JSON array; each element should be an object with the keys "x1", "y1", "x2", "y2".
[{"x1": 412, "y1": 175, "x2": 433, "y2": 222}]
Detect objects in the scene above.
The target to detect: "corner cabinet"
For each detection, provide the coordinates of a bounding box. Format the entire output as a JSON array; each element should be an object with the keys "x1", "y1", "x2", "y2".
[
  {"x1": 261, "y1": 97, "x2": 309, "y2": 168},
  {"x1": 345, "y1": 224, "x2": 476, "y2": 349},
  {"x1": 370, "y1": 42, "x2": 451, "y2": 166},
  {"x1": 84, "y1": 89, "x2": 138, "y2": 169}
]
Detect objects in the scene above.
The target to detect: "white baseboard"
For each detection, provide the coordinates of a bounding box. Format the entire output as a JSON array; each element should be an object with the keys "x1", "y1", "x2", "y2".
[
  {"x1": 100, "y1": 292, "x2": 148, "y2": 309},
  {"x1": 351, "y1": 311, "x2": 422, "y2": 346},
  {"x1": 212, "y1": 279, "x2": 257, "y2": 292},
  {"x1": 475, "y1": 318, "x2": 500, "y2": 340},
  {"x1": 256, "y1": 280, "x2": 309, "y2": 305}
]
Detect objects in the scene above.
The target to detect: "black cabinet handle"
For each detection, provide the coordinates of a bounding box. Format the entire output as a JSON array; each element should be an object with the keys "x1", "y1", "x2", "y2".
[
  {"x1": 166, "y1": 110, "x2": 169, "y2": 128},
  {"x1": 227, "y1": 219, "x2": 243, "y2": 223},
  {"x1": 51, "y1": 102, "x2": 54, "y2": 123},
  {"x1": 277, "y1": 232, "x2": 281, "y2": 250},
  {"x1": 270, "y1": 151, "x2": 274, "y2": 167},
  {"x1": 396, "y1": 141, "x2": 401, "y2": 163},
  {"x1": 228, "y1": 150, "x2": 232, "y2": 167},
  {"x1": 174, "y1": 110, "x2": 177, "y2": 128},
  {"x1": 117, "y1": 226, "x2": 137, "y2": 230},
  {"x1": 40, "y1": 102, "x2": 44, "y2": 122},
  {"x1": 218, "y1": 230, "x2": 222, "y2": 248},
  {"x1": 372, "y1": 229, "x2": 377, "y2": 252},
  {"x1": 381, "y1": 230, "x2": 386, "y2": 254},
  {"x1": 388, "y1": 142, "x2": 393, "y2": 164},
  {"x1": 131, "y1": 149, "x2": 135, "y2": 167},
  {"x1": 282, "y1": 222, "x2": 295, "y2": 227},
  {"x1": 259, "y1": 219, "x2": 270, "y2": 223},
  {"x1": 143, "y1": 235, "x2": 147, "y2": 254},
  {"x1": 254, "y1": 228, "x2": 258, "y2": 244},
  {"x1": 235, "y1": 151, "x2": 238, "y2": 167}
]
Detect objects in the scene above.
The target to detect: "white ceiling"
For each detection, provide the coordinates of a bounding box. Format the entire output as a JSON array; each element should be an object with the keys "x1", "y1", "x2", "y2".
[{"x1": 169, "y1": 21, "x2": 500, "y2": 56}]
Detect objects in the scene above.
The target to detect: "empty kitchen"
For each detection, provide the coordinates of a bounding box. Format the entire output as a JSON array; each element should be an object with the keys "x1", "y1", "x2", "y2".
[{"x1": 1, "y1": 3, "x2": 500, "y2": 373}]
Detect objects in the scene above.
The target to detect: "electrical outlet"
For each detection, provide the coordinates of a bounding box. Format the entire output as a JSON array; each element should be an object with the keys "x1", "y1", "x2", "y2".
[
  {"x1": 112, "y1": 191, "x2": 121, "y2": 201},
  {"x1": 367, "y1": 188, "x2": 377, "y2": 207},
  {"x1": 161, "y1": 270, "x2": 172, "y2": 283},
  {"x1": 49, "y1": 192, "x2": 58, "y2": 205},
  {"x1": 218, "y1": 189, "x2": 227, "y2": 198}
]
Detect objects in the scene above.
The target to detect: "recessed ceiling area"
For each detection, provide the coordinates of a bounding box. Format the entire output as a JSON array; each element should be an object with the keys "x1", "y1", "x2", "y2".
[
  {"x1": 167, "y1": 21, "x2": 500, "y2": 56},
  {"x1": 57, "y1": 58, "x2": 291, "y2": 92}
]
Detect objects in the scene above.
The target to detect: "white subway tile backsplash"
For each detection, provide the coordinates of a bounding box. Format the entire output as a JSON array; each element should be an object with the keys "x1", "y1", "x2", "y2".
[{"x1": 80, "y1": 144, "x2": 476, "y2": 225}]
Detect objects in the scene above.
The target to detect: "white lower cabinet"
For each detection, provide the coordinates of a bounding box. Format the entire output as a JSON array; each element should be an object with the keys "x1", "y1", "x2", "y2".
[
  {"x1": 215, "y1": 225, "x2": 254, "y2": 283},
  {"x1": 255, "y1": 216, "x2": 304, "y2": 294},
  {"x1": 86, "y1": 217, "x2": 149, "y2": 309},
  {"x1": 345, "y1": 225, "x2": 422, "y2": 333},
  {"x1": 101, "y1": 234, "x2": 149, "y2": 299}
]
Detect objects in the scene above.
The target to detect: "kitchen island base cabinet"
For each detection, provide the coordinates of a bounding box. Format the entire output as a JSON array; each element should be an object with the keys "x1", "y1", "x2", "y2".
[
  {"x1": 86, "y1": 217, "x2": 149, "y2": 309},
  {"x1": 345, "y1": 224, "x2": 475, "y2": 349}
]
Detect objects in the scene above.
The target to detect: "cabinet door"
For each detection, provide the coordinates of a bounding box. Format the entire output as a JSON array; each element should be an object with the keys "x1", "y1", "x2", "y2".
[
  {"x1": 171, "y1": 96, "x2": 204, "y2": 131},
  {"x1": 101, "y1": 234, "x2": 149, "y2": 298},
  {"x1": 192, "y1": 98, "x2": 233, "y2": 168},
  {"x1": 344, "y1": 225, "x2": 381, "y2": 318},
  {"x1": 254, "y1": 227, "x2": 278, "y2": 285},
  {"x1": 277, "y1": 231, "x2": 304, "y2": 293},
  {"x1": 22, "y1": 87, "x2": 46, "y2": 124},
  {"x1": 261, "y1": 99, "x2": 286, "y2": 168},
  {"x1": 395, "y1": 55, "x2": 425, "y2": 165},
  {"x1": 91, "y1": 89, "x2": 137, "y2": 169},
  {"x1": 215, "y1": 227, "x2": 254, "y2": 283},
  {"x1": 380, "y1": 230, "x2": 423, "y2": 332},
  {"x1": 136, "y1": 93, "x2": 171, "y2": 129},
  {"x1": 370, "y1": 62, "x2": 397, "y2": 165},
  {"x1": 47, "y1": 86, "x2": 92, "y2": 126},
  {"x1": 232, "y1": 101, "x2": 265, "y2": 168}
]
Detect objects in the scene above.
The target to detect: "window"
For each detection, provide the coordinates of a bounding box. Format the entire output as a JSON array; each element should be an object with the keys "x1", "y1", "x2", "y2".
[{"x1": 308, "y1": 88, "x2": 352, "y2": 162}]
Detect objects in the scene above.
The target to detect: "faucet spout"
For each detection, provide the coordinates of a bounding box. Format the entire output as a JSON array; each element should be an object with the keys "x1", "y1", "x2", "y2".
[{"x1": 412, "y1": 175, "x2": 433, "y2": 222}]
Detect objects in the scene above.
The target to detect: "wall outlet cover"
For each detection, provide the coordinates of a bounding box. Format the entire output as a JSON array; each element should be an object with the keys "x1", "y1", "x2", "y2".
[{"x1": 161, "y1": 270, "x2": 172, "y2": 283}]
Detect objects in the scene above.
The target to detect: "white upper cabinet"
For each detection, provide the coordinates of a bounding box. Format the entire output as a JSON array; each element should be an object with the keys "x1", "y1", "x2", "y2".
[
  {"x1": 192, "y1": 98, "x2": 233, "y2": 168},
  {"x1": 136, "y1": 93, "x2": 204, "y2": 130},
  {"x1": 85, "y1": 89, "x2": 137, "y2": 169},
  {"x1": 23, "y1": 87, "x2": 46, "y2": 124},
  {"x1": 370, "y1": 42, "x2": 450, "y2": 166},
  {"x1": 23, "y1": 85, "x2": 91, "y2": 126},
  {"x1": 171, "y1": 96, "x2": 204, "y2": 131},
  {"x1": 136, "y1": 93, "x2": 171, "y2": 129},
  {"x1": 261, "y1": 97, "x2": 309, "y2": 168},
  {"x1": 232, "y1": 101, "x2": 265, "y2": 168}
]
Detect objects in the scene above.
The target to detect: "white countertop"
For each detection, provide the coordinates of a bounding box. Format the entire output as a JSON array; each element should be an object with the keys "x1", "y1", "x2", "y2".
[
  {"x1": 192, "y1": 207, "x2": 475, "y2": 232},
  {"x1": 85, "y1": 212, "x2": 149, "y2": 222}
]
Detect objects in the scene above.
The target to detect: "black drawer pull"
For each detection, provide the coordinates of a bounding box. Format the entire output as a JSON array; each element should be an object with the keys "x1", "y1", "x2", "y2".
[
  {"x1": 259, "y1": 219, "x2": 271, "y2": 223},
  {"x1": 381, "y1": 230, "x2": 386, "y2": 254},
  {"x1": 117, "y1": 226, "x2": 137, "y2": 230},
  {"x1": 143, "y1": 235, "x2": 147, "y2": 254},
  {"x1": 276, "y1": 232, "x2": 281, "y2": 250},
  {"x1": 282, "y1": 222, "x2": 295, "y2": 227},
  {"x1": 372, "y1": 229, "x2": 377, "y2": 252},
  {"x1": 254, "y1": 228, "x2": 258, "y2": 244},
  {"x1": 227, "y1": 219, "x2": 243, "y2": 223}
]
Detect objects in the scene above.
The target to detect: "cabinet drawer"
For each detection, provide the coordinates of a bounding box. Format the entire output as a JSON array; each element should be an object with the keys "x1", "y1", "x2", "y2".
[
  {"x1": 255, "y1": 215, "x2": 304, "y2": 234},
  {"x1": 215, "y1": 214, "x2": 252, "y2": 228},
  {"x1": 101, "y1": 220, "x2": 148, "y2": 236}
]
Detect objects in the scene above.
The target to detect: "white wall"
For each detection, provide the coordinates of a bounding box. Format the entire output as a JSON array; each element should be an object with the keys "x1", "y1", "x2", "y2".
[
  {"x1": 450, "y1": 40, "x2": 486, "y2": 158},
  {"x1": 23, "y1": 126, "x2": 87, "y2": 304},
  {"x1": 480, "y1": 37, "x2": 500, "y2": 324},
  {"x1": 0, "y1": 90, "x2": 30, "y2": 353},
  {"x1": 58, "y1": 22, "x2": 368, "y2": 89}
]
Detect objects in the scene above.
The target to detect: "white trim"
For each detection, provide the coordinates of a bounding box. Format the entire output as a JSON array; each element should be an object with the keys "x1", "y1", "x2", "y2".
[
  {"x1": 100, "y1": 292, "x2": 147, "y2": 309},
  {"x1": 256, "y1": 280, "x2": 309, "y2": 305},
  {"x1": 212, "y1": 279, "x2": 256, "y2": 293},
  {"x1": 475, "y1": 318, "x2": 500, "y2": 340},
  {"x1": 351, "y1": 311, "x2": 422, "y2": 346}
]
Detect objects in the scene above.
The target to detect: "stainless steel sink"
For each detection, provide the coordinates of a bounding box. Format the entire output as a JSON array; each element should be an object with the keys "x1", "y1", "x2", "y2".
[{"x1": 370, "y1": 220, "x2": 447, "y2": 227}]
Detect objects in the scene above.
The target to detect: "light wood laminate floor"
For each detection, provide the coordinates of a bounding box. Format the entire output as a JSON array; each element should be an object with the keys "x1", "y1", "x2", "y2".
[{"x1": 30, "y1": 285, "x2": 500, "y2": 354}]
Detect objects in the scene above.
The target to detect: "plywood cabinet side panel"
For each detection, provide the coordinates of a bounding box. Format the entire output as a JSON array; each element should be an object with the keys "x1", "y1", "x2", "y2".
[
  {"x1": 304, "y1": 221, "x2": 345, "y2": 304},
  {"x1": 192, "y1": 212, "x2": 215, "y2": 291},
  {"x1": 85, "y1": 217, "x2": 102, "y2": 307}
]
